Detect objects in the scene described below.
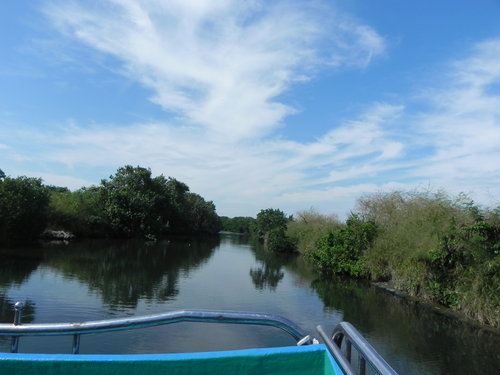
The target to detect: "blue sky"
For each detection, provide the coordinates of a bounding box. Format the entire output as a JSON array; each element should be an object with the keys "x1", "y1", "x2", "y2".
[{"x1": 1, "y1": 1, "x2": 500, "y2": 218}]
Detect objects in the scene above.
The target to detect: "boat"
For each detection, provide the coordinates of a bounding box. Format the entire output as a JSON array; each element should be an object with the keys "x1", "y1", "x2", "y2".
[{"x1": 0, "y1": 301, "x2": 398, "y2": 375}]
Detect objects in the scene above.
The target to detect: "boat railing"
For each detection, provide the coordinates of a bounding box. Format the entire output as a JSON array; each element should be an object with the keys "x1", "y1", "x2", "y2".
[
  {"x1": 1, "y1": 302, "x2": 399, "y2": 375},
  {"x1": 0, "y1": 302, "x2": 314, "y2": 354},
  {"x1": 317, "y1": 323, "x2": 398, "y2": 375}
]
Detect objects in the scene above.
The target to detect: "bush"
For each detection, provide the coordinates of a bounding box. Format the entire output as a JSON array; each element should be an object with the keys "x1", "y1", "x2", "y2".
[
  {"x1": 358, "y1": 191, "x2": 468, "y2": 282},
  {"x1": 357, "y1": 190, "x2": 500, "y2": 327},
  {"x1": 308, "y1": 214, "x2": 376, "y2": 278},
  {"x1": 287, "y1": 209, "x2": 342, "y2": 254},
  {"x1": 267, "y1": 227, "x2": 296, "y2": 253}
]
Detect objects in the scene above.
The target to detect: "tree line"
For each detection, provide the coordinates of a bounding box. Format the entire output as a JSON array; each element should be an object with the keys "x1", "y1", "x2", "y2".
[{"x1": 0, "y1": 166, "x2": 221, "y2": 243}]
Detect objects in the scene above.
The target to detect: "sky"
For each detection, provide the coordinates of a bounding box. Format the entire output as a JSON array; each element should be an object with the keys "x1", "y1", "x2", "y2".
[{"x1": 1, "y1": 0, "x2": 500, "y2": 218}]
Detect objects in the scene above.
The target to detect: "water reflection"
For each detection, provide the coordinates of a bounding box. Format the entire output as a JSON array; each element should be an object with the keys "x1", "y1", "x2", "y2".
[
  {"x1": 311, "y1": 277, "x2": 500, "y2": 375},
  {"x1": 43, "y1": 238, "x2": 219, "y2": 308},
  {"x1": 248, "y1": 244, "x2": 295, "y2": 291},
  {"x1": 0, "y1": 247, "x2": 43, "y2": 288},
  {"x1": 0, "y1": 247, "x2": 40, "y2": 331}
]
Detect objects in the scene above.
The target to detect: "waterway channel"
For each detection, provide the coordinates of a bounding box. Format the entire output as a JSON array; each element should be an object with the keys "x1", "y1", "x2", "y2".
[{"x1": 0, "y1": 234, "x2": 498, "y2": 374}]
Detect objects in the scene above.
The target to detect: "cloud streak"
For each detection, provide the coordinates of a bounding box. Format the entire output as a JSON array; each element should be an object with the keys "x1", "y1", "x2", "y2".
[{"x1": 45, "y1": 0, "x2": 386, "y2": 140}]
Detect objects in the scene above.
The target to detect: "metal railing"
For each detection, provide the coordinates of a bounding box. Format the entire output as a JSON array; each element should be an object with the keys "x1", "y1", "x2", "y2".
[
  {"x1": 1, "y1": 302, "x2": 398, "y2": 375},
  {"x1": 317, "y1": 323, "x2": 398, "y2": 375},
  {"x1": 0, "y1": 302, "x2": 313, "y2": 354}
]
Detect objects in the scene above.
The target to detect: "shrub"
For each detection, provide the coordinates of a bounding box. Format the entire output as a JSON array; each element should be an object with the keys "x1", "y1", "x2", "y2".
[
  {"x1": 287, "y1": 209, "x2": 342, "y2": 254},
  {"x1": 357, "y1": 190, "x2": 500, "y2": 327},
  {"x1": 308, "y1": 214, "x2": 376, "y2": 277}
]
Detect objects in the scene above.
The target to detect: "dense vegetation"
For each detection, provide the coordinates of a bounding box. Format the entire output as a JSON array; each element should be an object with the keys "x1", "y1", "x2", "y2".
[
  {"x1": 286, "y1": 191, "x2": 500, "y2": 328},
  {"x1": 220, "y1": 209, "x2": 295, "y2": 252},
  {"x1": 219, "y1": 216, "x2": 256, "y2": 235},
  {"x1": 0, "y1": 166, "x2": 221, "y2": 242},
  {"x1": 0, "y1": 169, "x2": 50, "y2": 242}
]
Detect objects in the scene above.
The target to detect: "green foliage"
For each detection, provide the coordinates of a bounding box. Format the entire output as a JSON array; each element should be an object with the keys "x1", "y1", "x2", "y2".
[
  {"x1": 100, "y1": 166, "x2": 171, "y2": 238},
  {"x1": 0, "y1": 175, "x2": 50, "y2": 242},
  {"x1": 287, "y1": 209, "x2": 342, "y2": 254},
  {"x1": 220, "y1": 216, "x2": 256, "y2": 234},
  {"x1": 309, "y1": 214, "x2": 376, "y2": 277},
  {"x1": 2, "y1": 165, "x2": 220, "y2": 241},
  {"x1": 99, "y1": 165, "x2": 220, "y2": 237},
  {"x1": 357, "y1": 190, "x2": 500, "y2": 327},
  {"x1": 184, "y1": 193, "x2": 221, "y2": 234},
  {"x1": 266, "y1": 227, "x2": 296, "y2": 253},
  {"x1": 47, "y1": 187, "x2": 108, "y2": 237},
  {"x1": 255, "y1": 208, "x2": 295, "y2": 252},
  {"x1": 358, "y1": 190, "x2": 466, "y2": 281},
  {"x1": 255, "y1": 209, "x2": 287, "y2": 236}
]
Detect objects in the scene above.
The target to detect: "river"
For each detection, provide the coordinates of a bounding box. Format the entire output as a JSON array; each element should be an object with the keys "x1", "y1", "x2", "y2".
[{"x1": 0, "y1": 234, "x2": 498, "y2": 374}]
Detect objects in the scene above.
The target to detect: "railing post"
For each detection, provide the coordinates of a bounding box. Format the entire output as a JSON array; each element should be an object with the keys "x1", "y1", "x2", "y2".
[
  {"x1": 359, "y1": 356, "x2": 366, "y2": 375},
  {"x1": 72, "y1": 334, "x2": 81, "y2": 354},
  {"x1": 11, "y1": 301, "x2": 24, "y2": 353},
  {"x1": 346, "y1": 339, "x2": 352, "y2": 362}
]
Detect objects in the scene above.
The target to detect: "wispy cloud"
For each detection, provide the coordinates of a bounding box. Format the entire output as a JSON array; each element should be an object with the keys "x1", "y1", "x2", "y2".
[
  {"x1": 44, "y1": 0, "x2": 385, "y2": 140},
  {"x1": 1, "y1": 99, "x2": 408, "y2": 216},
  {"x1": 411, "y1": 38, "x2": 500, "y2": 195}
]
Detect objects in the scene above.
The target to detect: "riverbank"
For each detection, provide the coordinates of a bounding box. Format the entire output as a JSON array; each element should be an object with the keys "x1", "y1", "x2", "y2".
[
  {"x1": 372, "y1": 281, "x2": 500, "y2": 336},
  {"x1": 285, "y1": 191, "x2": 500, "y2": 329}
]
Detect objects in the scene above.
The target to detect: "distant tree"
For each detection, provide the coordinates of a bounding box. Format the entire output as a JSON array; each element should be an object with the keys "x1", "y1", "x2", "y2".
[
  {"x1": 0, "y1": 169, "x2": 5, "y2": 181},
  {"x1": 220, "y1": 216, "x2": 256, "y2": 234},
  {"x1": 256, "y1": 209, "x2": 287, "y2": 237},
  {"x1": 256, "y1": 208, "x2": 295, "y2": 252},
  {"x1": 0, "y1": 176, "x2": 50, "y2": 242}
]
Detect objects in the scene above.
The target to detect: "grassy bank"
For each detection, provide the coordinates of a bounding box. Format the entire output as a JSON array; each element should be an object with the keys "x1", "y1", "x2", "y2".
[{"x1": 287, "y1": 191, "x2": 500, "y2": 328}]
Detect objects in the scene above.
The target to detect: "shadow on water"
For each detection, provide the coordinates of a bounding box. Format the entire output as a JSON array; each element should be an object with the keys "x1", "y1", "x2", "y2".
[
  {"x1": 311, "y1": 277, "x2": 500, "y2": 375},
  {"x1": 43, "y1": 238, "x2": 220, "y2": 308}
]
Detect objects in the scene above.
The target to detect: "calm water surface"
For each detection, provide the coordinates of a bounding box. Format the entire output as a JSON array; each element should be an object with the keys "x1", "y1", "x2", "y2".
[{"x1": 0, "y1": 234, "x2": 498, "y2": 374}]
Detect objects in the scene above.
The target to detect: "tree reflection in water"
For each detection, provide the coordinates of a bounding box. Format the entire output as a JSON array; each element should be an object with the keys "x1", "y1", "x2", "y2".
[
  {"x1": 44, "y1": 238, "x2": 219, "y2": 308},
  {"x1": 0, "y1": 247, "x2": 39, "y2": 339},
  {"x1": 248, "y1": 243, "x2": 297, "y2": 291}
]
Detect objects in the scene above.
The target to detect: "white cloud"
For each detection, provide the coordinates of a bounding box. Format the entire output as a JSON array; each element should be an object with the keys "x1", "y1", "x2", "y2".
[
  {"x1": 411, "y1": 38, "x2": 500, "y2": 197},
  {"x1": 44, "y1": 0, "x2": 385, "y2": 140},
  {"x1": 2, "y1": 97, "x2": 403, "y2": 217}
]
